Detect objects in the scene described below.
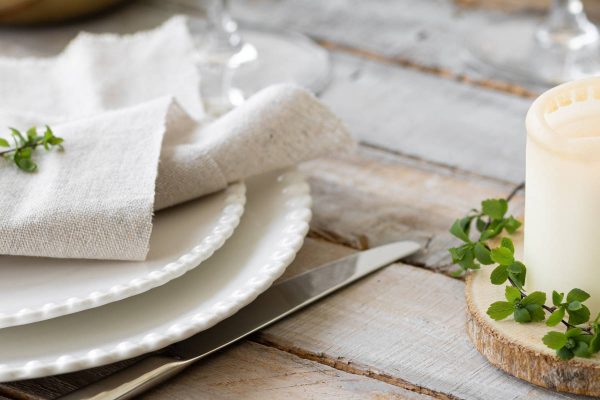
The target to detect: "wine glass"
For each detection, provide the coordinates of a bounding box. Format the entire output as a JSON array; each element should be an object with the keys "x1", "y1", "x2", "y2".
[
  {"x1": 193, "y1": 0, "x2": 330, "y2": 113},
  {"x1": 469, "y1": 0, "x2": 600, "y2": 86}
]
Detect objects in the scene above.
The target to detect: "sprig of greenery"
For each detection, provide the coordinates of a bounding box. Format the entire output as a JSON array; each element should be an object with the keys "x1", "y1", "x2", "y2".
[
  {"x1": 448, "y1": 198, "x2": 521, "y2": 277},
  {"x1": 449, "y1": 196, "x2": 600, "y2": 361},
  {"x1": 0, "y1": 126, "x2": 63, "y2": 172}
]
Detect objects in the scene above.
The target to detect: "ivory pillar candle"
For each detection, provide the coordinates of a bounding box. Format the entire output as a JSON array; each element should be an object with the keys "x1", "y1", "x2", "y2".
[{"x1": 525, "y1": 78, "x2": 600, "y2": 315}]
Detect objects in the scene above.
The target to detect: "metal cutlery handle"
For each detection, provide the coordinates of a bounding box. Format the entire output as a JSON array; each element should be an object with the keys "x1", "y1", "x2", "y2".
[
  {"x1": 56, "y1": 241, "x2": 420, "y2": 400},
  {"x1": 59, "y1": 355, "x2": 191, "y2": 400}
]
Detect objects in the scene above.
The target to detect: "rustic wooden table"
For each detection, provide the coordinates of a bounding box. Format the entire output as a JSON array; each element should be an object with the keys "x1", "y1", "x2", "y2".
[{"x1": 0, "y1": 0, "x2": 594, "y2": 398}]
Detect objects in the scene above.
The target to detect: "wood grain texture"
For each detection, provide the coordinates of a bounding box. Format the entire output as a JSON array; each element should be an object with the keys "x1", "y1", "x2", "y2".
[
  {"x1": 256, "y1": 263, "x2": 587, "y2": 399},
  {"x1": 455, "y1": 0, "x2": 548, "y2": 12},
  {"x1": 466, "y1": 261, "x2": 600, "y2": 397},
  {"x1": 143, "y1": 341, "x2": 433, "y2": 400},
  {"x1": 228, "y1": 0, "x2": 548, "y2": 93},
  {"x1": 303, "y1": 146, "x2": 523, "y2": 271},
  {"x1": 321, "y1": 51, "x2": 530, "y2": 183}
]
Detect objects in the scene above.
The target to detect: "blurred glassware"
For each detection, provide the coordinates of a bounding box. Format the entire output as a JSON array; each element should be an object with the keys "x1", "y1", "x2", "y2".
[
  {"x1": 193, "y1": 0, "x2": 330, "y2": 112},
  {"x1": 0, "y1": 0, "x2": 126, "y2": 24},
  {"x1": 469, "y1": 0, "x2": 600, "y2": 86}
]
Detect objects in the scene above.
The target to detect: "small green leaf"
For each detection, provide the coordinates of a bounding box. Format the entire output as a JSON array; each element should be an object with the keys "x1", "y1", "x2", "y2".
[
  {"x1": 525, "y1": 304, "x2": 545, "y2": 322},
  {"x1": 15, "y1": 156, "x2": 37, "y2": 172},
  {"x1": 505, "y1": 286, "x2": 522, "y2": 303},
  {"x1": 9, "y1": 128, "x2": 25, "y2": 145},
  {"x1": 458, "y1": 247, "x2": 479, "y2": 270},
  {"x1": 500, "y1": 237, "x2": 514, "y2": 252},
  {"x1": 504, "y1": 261, "x2": 526, "y2": 290},
  {"x1": 543, "y1": 331, "x2": 567, "y2": 350},
  {"x1": 557, "y1": 347, "x2": 574, "y2": 360},
  {"x1": 552, "y1": 291, "x2": 564, "y2": 307},
  {"x1": 0, "y1": 138, "x2": 9, "y2": 147},
  {"x1": 568, "y1": 301, "x2": 583, "y2": 311},
  {"x1": 487, "y1": 301, "x2": 515, "y2": 321},
  {"x1": 507, "y1": 262, "x2": 523, "y2": 274},
  {"x1": 522, "y1": 291, "x2": 546, "y2": 306},
  {"x1": 513, "y1": 307, "x2": 531, "y2": 323},
  {"x1": 546, "y1": 307, "x2": 565, "y2": 327},
  {"x1": 573, "y1": 341, "x2": 591, "y2": 358},
  {"x1": 567, "y1": 305, "x2": 591, "y2": 326},
  {"x1": 448, "y1": 247, "x2": 465, "y2": 263},
  {"x1": 566, "y1": 328, "x2": 583, "y2": 338},
  {"x1": 26, "y1": 127, "x2": 37, "y2": 143},
  {"x1": 482, "y1": 199, "x2": 508, "y2": 220},
  {"x1": 476, "y1": 217, "x2": 486, "y2": 232},
  {"x1": 450, "y1": 268, "x2": 465, "y2": 278},
  {"x1": 18, "y1": 147, "x2": 31, "y2": 158},
  {"x1": 504, "y1": 216, "x2": 522, "y2": 234},
  {"x1": 44, "y1": 127, "x2": 52, "y2": 141},
  {"x1": 491, "y1": 247, "x2": 514, "y2": 266},
  {"x1": 490, "y1": 265, "x2": 508, "y2": 285},
  {"x1": 567, "y1": 288, "x2": 590, "y2": 303},
  {"x1": 480, "y1": 229, "x2": 497, "y2": 241},
  {"x1": 474, "y1": 242, "x2": 493, "y2": 265},
  {"x1": 590, "y1": 324, "x2": 600, "y2": 353},
  {"x1": 48, "y1": 136, "x2": 64, "y2": 145},
  {"x1": 450, "y1": 219, "x2": 470, "y2": 242}
]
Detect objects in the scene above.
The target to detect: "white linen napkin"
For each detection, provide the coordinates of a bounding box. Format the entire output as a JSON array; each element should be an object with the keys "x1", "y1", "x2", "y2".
[{"x1": 0, "y1": 18, "x2": 353, "y2": 261}]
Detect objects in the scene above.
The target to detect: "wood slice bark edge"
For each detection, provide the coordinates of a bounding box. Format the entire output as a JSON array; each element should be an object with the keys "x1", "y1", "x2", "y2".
[{"x1": 465, "y1": 271, "x2": 600, "y2": 397}]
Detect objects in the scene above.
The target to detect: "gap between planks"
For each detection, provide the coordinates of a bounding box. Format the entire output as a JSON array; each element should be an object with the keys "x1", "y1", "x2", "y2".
[
  {"x1": 251, "y1": 335, "x2": 461, "y2": 400},
  {"x1": 305, "y1": 144, "x2": 526, "y2": 261},
  {"x1": 315, "y1": 38, "x2": 537, "y2": 100},
  {"x1": 359, "y1": 142, "x2": 521, "y2": 189}
]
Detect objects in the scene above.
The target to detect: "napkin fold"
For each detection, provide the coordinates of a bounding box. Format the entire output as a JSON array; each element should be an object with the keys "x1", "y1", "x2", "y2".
[{"x1": 0, "y1": 18, "x2": 353, "y2": 260}]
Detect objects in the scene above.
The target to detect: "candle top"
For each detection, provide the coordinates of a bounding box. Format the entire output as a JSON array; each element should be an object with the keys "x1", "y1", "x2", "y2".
[{"x1": 527, "y1": 77, "x2": 600, "y2": 160}]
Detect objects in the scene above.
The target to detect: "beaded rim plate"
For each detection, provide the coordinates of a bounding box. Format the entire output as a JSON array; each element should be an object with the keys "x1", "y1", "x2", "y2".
[
  {"x1": 0, "y1": 168, "x2": 311, "y2": 381},
  {"x1": 0, "y1": 182, "x2": 246, "y2": 329}
]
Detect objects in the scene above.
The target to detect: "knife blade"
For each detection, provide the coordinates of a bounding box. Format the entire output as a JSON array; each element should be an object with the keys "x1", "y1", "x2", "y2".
[{"x1": 60, "y1": 240, "x2": 420, "y2": 400}]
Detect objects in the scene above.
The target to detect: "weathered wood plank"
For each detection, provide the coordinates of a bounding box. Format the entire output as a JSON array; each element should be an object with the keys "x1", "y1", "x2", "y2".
[
  {"x1": 144, "y1": 341, "x2": 433, "y2": 400},
  {"x1": 303, "y1": 146, "x2": 523, "y2": 271},
  {"x1": 322, "y1": 51, "x2": 529, "y2": 184},
  {"x1": 458, "y1": 0, "x2": 600, "y2": 24},
  {"x1": 256, "y1": 263, "x2": 586, "y2": 400},
  {"x1": 456, "y1": 0, "x2": 547, "y2": 12},
  {"x1": 227, "y1": 0, "x2": 545, "y2": 91}
]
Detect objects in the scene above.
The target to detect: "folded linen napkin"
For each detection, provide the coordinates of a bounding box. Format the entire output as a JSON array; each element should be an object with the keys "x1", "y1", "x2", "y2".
[{"x1": 0, "y1": 18, "x2": 353, "y2": 261}]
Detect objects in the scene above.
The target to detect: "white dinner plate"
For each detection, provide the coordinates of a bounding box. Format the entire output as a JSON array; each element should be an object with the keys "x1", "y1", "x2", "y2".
[
  {"x1": 0, "y1": 183, "x2": 246, "y2": 329},
  {"x1": 0, "y1": 169, "x2": 311, "y2": 381}
]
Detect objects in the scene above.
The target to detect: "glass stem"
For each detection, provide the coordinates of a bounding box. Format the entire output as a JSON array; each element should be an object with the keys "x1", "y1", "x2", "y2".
[
  {"x1": 206, "y1": 0, "x2": 243, "y2": 54},
  {"x1": 536, "y1": 0, "x2": 599, "y2": 50}
]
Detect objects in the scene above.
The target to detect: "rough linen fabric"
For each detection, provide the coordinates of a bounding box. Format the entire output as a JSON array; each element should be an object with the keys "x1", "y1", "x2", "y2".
[{"x1": 0, "y1": 18, "x2": 353, "y2": 261}]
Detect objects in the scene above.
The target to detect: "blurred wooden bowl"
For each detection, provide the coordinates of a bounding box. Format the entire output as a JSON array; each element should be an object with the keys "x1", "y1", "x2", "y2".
[{"x1": 0, "y1": 0, "x2": 128, "y2": 24}]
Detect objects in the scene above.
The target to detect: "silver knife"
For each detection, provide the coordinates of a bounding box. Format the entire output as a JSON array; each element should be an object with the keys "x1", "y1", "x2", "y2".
[{"x1": 60, "y1": 240, "x2": 420, "y2": 400}]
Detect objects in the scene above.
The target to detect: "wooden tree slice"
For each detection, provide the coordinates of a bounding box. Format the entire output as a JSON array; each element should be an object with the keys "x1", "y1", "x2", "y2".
[{"x1": 466, "y1": 237, "x2": 600, "y2": 396}]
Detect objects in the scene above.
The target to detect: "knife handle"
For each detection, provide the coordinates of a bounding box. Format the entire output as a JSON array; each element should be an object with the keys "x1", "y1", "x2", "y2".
[{"x1": 59, "y1": 355, "x2": 191, "y2": 400}]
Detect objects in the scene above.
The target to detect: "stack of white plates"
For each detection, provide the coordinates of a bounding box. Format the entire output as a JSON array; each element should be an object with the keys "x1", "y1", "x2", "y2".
[{"x1": 0, "y1": 168, "x2": 311, "y2": 381}]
